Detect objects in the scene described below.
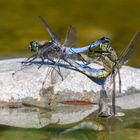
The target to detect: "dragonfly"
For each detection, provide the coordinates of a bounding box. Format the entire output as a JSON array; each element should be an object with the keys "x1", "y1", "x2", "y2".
[
  {"x1": 22, "y1": 16, "x2": 109, "y2": 67},
  {"x1": 63, "y1": 29, "x2": 140, "y2": 116},
  {"x1": 12, "y1": 16, "x2": 108, "y2": 78}
]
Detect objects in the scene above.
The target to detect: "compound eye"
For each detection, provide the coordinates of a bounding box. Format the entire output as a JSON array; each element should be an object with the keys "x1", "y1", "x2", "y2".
[
  {"x1": 32, "y1": 41, "x2": 37, "y2": 47},
  {"x1": 29, "y1": 41, "x2": 39, "y2": 51}
]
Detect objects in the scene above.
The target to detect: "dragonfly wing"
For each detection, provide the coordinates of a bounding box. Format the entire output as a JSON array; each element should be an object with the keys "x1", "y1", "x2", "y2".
[
  {"x1": 118, "y1": 29, "x2": 140, "y2": 67},
  {"x1": 39, "y1": 16, "x2": 59, "y2": 42},
  {"x1": 63, "y1": 26, "x2": 78, "y2": 48},
  {"x1": 41, "y1": 59, "x2": 64, "y2": 90},
  {"x1": 63, "y1": 26, "x2": 90, "y2": 64}
]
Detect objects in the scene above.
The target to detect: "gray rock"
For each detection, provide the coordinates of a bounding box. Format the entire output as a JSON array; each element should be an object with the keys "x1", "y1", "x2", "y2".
[
  {"x1": 0, "y1": 58, "x2": 140, "y2": 109},
  {"x1": 0, "y1": 58, "x2": 140, "y2": 128}
]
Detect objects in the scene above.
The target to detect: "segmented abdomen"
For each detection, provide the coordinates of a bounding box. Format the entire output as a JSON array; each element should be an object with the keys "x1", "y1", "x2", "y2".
[{"x1": 66, "y1": 59, "x2": 109, "y2": 78}]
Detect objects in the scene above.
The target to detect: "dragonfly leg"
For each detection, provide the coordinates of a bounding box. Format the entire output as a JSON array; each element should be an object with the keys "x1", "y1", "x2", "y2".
[
  {"x1": 77, "y1": 53, "x2": 89, "y2": 65},
  {"x1": 21, "y1": 54, "x2": 37, "y2": 65},
  {"x1": 46, "y1": 57, "x2": 56, "y2": 64},
  {"x1": 112, "y1": 72, "x2": 116, "y2": 115},
  {"x1": 117, "y1": 68, "x2": 121, "y2": 93},
  {"x1": 12, "y1": 55, "x2": 37, "y2": 76},
  {"x1": 38, "y1": 55, "x2": 45, "y2": 69}
]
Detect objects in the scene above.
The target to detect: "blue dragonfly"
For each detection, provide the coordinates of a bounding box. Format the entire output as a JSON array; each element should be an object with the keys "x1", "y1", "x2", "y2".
[{"x1": 22, "y1": 16, "x2": 109, "y2": 67}]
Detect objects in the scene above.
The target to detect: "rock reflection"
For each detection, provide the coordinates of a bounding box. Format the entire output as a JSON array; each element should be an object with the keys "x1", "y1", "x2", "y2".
[
  {"x1": 0, "y1": 104, "x2": 98, "y2": 128},
  {"x1": 0, "y1": 106, "x2": 139, "y2": 140}
]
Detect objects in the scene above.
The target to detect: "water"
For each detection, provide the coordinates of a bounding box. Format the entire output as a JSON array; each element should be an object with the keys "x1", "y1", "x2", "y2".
[
  {"x1": 0, "y1": 125, "x2": 139, "y2": 140},
  {"x1": 0, "y1": 104, "x2": 139, "y2": 140}
]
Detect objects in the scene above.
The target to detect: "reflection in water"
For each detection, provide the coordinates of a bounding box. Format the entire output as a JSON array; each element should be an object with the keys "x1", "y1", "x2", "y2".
[
  {"x1": 0, "y1": 104, "x2": 98, "y2": 128},
  {"x1": 0, "y1": 104, "x2": 139, "y2": 139}
]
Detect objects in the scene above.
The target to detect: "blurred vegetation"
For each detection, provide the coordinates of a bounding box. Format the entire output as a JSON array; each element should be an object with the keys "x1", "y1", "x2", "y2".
[{"x1": 0, "y1": 0, "x2": 140, "y2": 67}]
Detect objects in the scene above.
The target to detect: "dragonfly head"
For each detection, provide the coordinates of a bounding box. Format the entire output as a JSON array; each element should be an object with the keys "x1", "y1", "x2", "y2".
[{"x1": 29, "y1": 40, "x2": 40, "y2": 52}]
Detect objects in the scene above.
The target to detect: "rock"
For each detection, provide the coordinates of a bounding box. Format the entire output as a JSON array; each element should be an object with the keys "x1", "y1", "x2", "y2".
[
  {"x1": 116, "y1": 93, "x2": 140, "y2": 109},
  {"x1": 0, "y1": 58, "x2": 140, "y2": 128},
  {"x1": 0, "y1": 58, "x2": 140, "y2": 109}
]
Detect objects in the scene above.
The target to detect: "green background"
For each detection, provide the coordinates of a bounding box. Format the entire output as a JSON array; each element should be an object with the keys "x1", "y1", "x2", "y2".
[{"x1": 0, "y1": 0, "x2": 140, "y2": 67}]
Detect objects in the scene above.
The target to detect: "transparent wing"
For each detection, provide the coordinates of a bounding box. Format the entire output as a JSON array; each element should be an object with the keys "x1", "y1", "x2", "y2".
[
  {"x1": 63, "y1": 26, "x2": 78, "y2": 48},
  {"x1": 50, "y1": 59, "x2": 64, "y2": 85},
  {"x1": 41, "y1": 59, "x2": 67, "y2": 91},
  {"x1": 118, "y1": 29, "x2": 140, "y2": 67},
  {"x1": 113, "y1": 29, "x2": 140, "y2": 101},
  {"x1": 63, "y1": 26, "x2": 90, "y2": 64},
  {"x1": 39, "y1": 16, "x2": 59, "y2": 42}
]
